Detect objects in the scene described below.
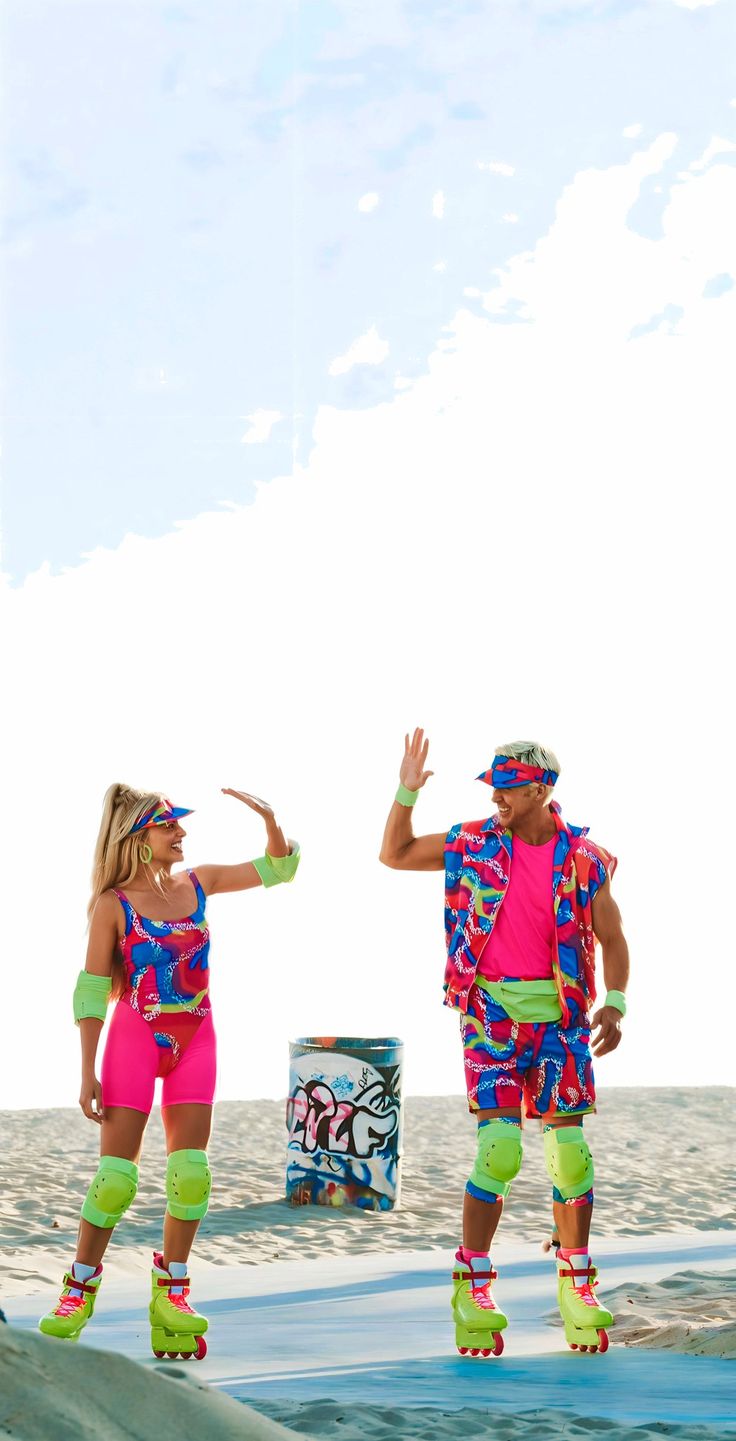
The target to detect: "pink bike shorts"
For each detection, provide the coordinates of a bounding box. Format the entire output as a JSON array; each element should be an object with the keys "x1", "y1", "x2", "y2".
[{"x1": 101, "y1": 1003, "x2": 217, "y2": 1115}]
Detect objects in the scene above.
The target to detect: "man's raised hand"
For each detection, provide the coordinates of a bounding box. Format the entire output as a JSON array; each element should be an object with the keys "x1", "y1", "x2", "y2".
[{"x1": 401, "y1": 728, "x2": 435, "y2": 792}]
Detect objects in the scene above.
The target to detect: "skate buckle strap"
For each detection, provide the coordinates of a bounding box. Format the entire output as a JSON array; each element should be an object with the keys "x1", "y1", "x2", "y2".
[
  {"x1": 157, "y1": 1276, "x2": 191, "y2": 1290},
  {"x1": 61, "y1": 1272, "x2": 98, "y2": 1297},
  {"x1": 558, "y1": 1263, "x2": 598, "y2": 1284},
  {"x1": 452, "y1": 1268, "x2": 498, "y2": 1282}
]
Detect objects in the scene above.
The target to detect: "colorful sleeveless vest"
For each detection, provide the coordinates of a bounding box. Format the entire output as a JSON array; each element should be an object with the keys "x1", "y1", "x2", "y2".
[
  {"x1": 114, "y1": 869, "x2": 211, "y2": 1067},
  {"x1": 444, "y1": 802, "x2": 616, "y2": 1027}
]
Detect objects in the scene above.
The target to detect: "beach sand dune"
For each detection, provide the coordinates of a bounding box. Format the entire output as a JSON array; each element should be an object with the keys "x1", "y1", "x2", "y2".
[
  {"x1": 253, "y1": 1399, "x2": 733, "y2": 1440},
  {"x1": 607, "y1": 1267, "x2": 736, "y2": 1356},
  {"x1": 0, "y1": 1323, "x2": 310, "y2": 1441}
]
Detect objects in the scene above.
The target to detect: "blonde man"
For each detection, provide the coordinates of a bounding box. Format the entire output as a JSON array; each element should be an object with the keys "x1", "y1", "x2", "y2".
[{"x1": 380, "y1": 731, "x2": 629, "y2": 1356}]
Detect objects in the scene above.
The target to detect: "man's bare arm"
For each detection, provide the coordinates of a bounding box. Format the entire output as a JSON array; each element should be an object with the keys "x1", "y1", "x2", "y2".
[
  {"x1": 590, "y1": 879, "x2": 630, "y2": 1056},
  {"x1": 379, "y1": 727, "x2": 446, "y2": 872}
]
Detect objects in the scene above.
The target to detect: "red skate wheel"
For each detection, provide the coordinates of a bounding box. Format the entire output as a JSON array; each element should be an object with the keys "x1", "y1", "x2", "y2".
[
  {"x1": 569, "y1": 1343, "x2": 578, "y2": 1350},
  {"x1": 180, "y1": 1352, "x2": 191, "y2": 1361},
  {"x1": 166, "y1": 1351, "x2": 179, "y2": 1359},
  {"x1": 579, "y1": 1345, "x2": 589, "y2": 1353},
  {"x1": 457, "y1": 1346, "x2": 468, "y2": 1355},
  {"x1": 194, "y1": 1335, "x2": 207, "y2": 1360},
  {"x1": 470, "y1": 1347, "x2": 480, "y2": 1356},
  {"x1": 491, "y1": 1333, "x2": 504, "y2": 1357},
  {"x1": 153, "y1": 1350, "x2": 165, "y2": 1359},
  {"x1": 597, "y1": 1330, "x2": 609, "y2": 1353},
  {"x1": 480, "y1": 1348, "x2": 491, "y2": 1358}
]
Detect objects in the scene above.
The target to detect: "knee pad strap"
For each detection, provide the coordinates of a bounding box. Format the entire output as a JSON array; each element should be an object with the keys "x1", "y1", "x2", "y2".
[
  {"x1": 81, "y1": 1155, "x2": 139, "y2": 1229},
  {"x1": 469, "y1": 1120, "x2": 523, "y2": 1200},
  {"x1": 543, "y1": 1125, "x2": 594, "y2": 1200},
  {"x1": 166, "y1": 1148, "x2": 212, "y2": 1221}
]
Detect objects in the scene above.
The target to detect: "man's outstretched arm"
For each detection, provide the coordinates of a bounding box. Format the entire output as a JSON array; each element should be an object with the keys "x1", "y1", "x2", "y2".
[{"x1": 379, "y1": 727, "x2": 446, "y2": 872}]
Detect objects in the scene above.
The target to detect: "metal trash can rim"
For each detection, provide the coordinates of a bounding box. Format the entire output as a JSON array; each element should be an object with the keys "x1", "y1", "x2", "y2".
[{"x1": 290, "y1": 1035, "x2": 402, "y2": 1051}]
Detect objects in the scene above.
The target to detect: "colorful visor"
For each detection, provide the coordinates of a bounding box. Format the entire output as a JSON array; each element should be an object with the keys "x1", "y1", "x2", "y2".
[
  {"x1": 129, "y1": 799, "x2": 193, "y2": 834},
  {"x1": 477, "y1": 756, "x2": 559, "y2": 790}
]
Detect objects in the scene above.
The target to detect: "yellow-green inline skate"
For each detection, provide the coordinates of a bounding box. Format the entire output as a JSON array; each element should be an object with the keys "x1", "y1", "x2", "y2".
[
  {"x1": 451, "y1": 1251, "x2": 507, "y2": 1357},
  {"x1": 150, "y1": 1252, "x2": 208, "y2": 1360},
  {"x1": 556, "y1": 1251, "x2": 613, "y2": 1354},
  {"x1": 38, "y1": 1263, "x2": 103, "y2": 1341}
]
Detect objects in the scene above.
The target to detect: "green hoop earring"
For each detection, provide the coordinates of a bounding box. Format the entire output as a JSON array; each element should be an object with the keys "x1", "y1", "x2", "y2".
[{"x1": 140, "y1": 843, "x2": 153, "y2": 864}]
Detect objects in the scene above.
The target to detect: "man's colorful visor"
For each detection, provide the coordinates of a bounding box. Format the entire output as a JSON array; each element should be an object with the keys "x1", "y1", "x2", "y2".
[
  {"x1": 477, "y1": 756, "x2": 559, "y2": 790},
  {"x1": 130, "y1": 800, "x2": 193, "y2": 834}
]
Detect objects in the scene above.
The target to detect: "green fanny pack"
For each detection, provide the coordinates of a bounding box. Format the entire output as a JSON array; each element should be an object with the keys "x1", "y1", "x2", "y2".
[{"x1": 474, "y1": 976, "x2": 563, "y2": 1023}]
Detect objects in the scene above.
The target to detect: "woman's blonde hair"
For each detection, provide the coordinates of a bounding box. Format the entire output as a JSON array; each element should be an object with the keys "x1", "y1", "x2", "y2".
[{"x1": 89, "y1": 783, "x2": 167, "y2": 998}]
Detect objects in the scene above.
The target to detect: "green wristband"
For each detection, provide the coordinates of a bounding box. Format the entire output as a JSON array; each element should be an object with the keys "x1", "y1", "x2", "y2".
[
  {"x1": 73, "y1": 970, "x2": 112, "y2": 1024},
  {"x1": 605, "y1": 988, "x2": 627, "y2": 1017},
  {"x1": 395, "y1": 784, "x2": 419, "y2": 807}
]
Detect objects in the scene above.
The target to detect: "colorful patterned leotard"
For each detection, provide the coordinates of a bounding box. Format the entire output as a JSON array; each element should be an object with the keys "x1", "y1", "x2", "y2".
[{"x1": 113, "y1": 870, "x2": 210, "y2": 1072}]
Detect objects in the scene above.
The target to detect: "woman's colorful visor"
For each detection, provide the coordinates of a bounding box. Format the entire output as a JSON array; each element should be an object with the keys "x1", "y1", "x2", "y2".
[
  {"x1": 477, "y1": 756, "x2": 559, "y2": 789},
  {"x1": 130, "y1": 800, "x2": 193, "y2": 834}
]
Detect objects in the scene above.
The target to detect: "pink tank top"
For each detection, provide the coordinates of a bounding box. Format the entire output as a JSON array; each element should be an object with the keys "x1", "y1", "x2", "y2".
[{"x1": 477, "y1": 833, "x2": 556, "y2": 982}]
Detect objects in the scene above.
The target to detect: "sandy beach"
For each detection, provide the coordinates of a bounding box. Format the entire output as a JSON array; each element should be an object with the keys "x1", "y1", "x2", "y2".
[{"x1": 2, "y1": 1088, "x2": 734, "y2": 1439}]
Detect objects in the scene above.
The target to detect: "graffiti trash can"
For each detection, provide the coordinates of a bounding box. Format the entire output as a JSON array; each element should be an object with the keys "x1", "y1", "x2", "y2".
[{"x1": 286, "y1": 1036, "x2": 403, "y2": 1211}]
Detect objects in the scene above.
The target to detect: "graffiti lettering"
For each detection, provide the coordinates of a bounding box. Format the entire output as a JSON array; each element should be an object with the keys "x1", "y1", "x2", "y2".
[{"x1": 287, "y1": 1077, "x2": 399, "y2": 1159}]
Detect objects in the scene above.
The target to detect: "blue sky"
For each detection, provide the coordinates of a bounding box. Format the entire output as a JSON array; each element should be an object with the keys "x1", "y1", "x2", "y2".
[{"x1": 3, "y1": 0, "x2": 735, "y2": 581}]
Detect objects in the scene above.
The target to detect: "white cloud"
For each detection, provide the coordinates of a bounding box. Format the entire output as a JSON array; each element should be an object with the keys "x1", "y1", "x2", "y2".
[
  {"x1": 502, "y1": 212, "x2": 520, "y2": 223},
  {"x1": 328, "y1": 324, "x2": 389, "y2": 375},
  {"x1": 672, "y1": 0, "x2": 719, "y2": 7},
  {"x1": 623, "y1": 123, "x2": 643, "y2": 139},
  {"x1": 4, "y1": 133, "x2": 735, "y2": 1108},
  {"x1": 358, "y1": 191, "x2": 380, "y2": 212},
  {"x1": 689, "y1": 134, "x2": 736, "y2": 171},
  {"x1": 240, "y1": 409, "x2": 283, "y2": 444},
  {"x1": 478, "y1": 160, "x2": 515, "y2": 176},
  {"x1": 432, "y1": 190, "x2": 445, "y2": 219}
]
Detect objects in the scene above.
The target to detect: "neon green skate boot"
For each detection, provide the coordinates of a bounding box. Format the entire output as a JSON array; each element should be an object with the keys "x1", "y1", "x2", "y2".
[
  {"x1": 556, "y1": 1252, "x2": 614, "y2": 1353},
  {"x1": 451, "y1": 1251, "x2": 507, "y2": 1357},
  {"x1": 150, "y1": 1252, "x2": 208, "y2": 1360},
  {"x1": 38, "y1": 1264, "x2": 103, "y2": 1340}
]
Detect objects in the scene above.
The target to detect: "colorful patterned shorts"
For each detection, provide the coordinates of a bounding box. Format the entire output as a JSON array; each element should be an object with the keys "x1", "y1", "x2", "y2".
[{"x1": 460, "y1": 984, "x2": 595, "y2": 1119}]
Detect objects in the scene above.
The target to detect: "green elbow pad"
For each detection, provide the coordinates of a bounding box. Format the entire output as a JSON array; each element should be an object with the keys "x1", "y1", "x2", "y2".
[
  {"x1": 253, "y1": 841, "x2": 301, "y2": 888},
  {"x1": 73, "y1": 970, "x2": 112, "y2": 1024}
]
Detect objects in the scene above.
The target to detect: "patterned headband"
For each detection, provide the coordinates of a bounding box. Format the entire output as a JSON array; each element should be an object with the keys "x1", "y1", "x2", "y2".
[
  {"x1": 129, "y1": 799, "x2": 193, "y2": 834},
  {"x1": 477, "y1": 756, "x2": 559, "y2": 790}
]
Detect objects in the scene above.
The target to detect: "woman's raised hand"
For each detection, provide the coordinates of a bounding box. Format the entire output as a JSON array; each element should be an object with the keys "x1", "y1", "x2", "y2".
[
  {"x1": 400, "y1": 728, "x2": 434, "y2": 792},
  {"x1": 221, "y1": 788, "x2": 274, "y2": 820}
]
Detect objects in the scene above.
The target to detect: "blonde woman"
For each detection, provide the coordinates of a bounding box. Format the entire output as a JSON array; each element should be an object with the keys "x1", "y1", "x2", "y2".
[{"x1": 39, "y1": 783, "x2": 300, "y2": 1358}]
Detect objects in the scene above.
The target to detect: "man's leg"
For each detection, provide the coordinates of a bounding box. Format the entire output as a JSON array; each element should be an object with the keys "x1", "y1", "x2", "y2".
[
  {"x1": 463, "y1": 1105, "x2": 523, "y2": 1250},
  {"x1": 534, "y1": 1019, "x2": 613, "y2": 1352},
  {"x1": 544, "y1": 1116, "x2": 594, "y2": 1249}
]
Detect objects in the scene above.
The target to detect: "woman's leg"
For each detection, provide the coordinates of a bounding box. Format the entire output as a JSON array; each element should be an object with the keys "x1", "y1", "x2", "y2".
[
  {"x1": 75, "y1": 1106, "x2": 148, "y2": 1266},
  {"x1": 160, "y1": 1103, "x2": 213, "y2": 1266}
]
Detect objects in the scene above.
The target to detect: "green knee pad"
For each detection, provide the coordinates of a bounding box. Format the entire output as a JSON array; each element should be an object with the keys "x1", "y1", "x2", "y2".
[
  {"x1": 543, "y1": 1125, "x2": 594, "y2": 1200},
  {"x1": 81, "y1": 1156, "x2": 139, "y2": 1229},
  {"x1": 166, "y1": 1149, "x2": 212, "y2": 1221},
  {"x1": 470, "y1": 1121, "x2": 523, "y2": 1199}
]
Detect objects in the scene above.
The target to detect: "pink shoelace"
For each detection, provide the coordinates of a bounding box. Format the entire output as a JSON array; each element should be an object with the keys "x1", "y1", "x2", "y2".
[
  {"x1": 55, "y1": 1293, "x2": 85, "y2": 1318},
  {"x1": 167, "y1": 1290, "x2": 195, "y2": 1315},
  {"x1": 574, "y1": 1279, "x2": 599, "y2": 1308},
  {"x1": 470, "y1": 1281, "x2": 499, "y2": 1312}
]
